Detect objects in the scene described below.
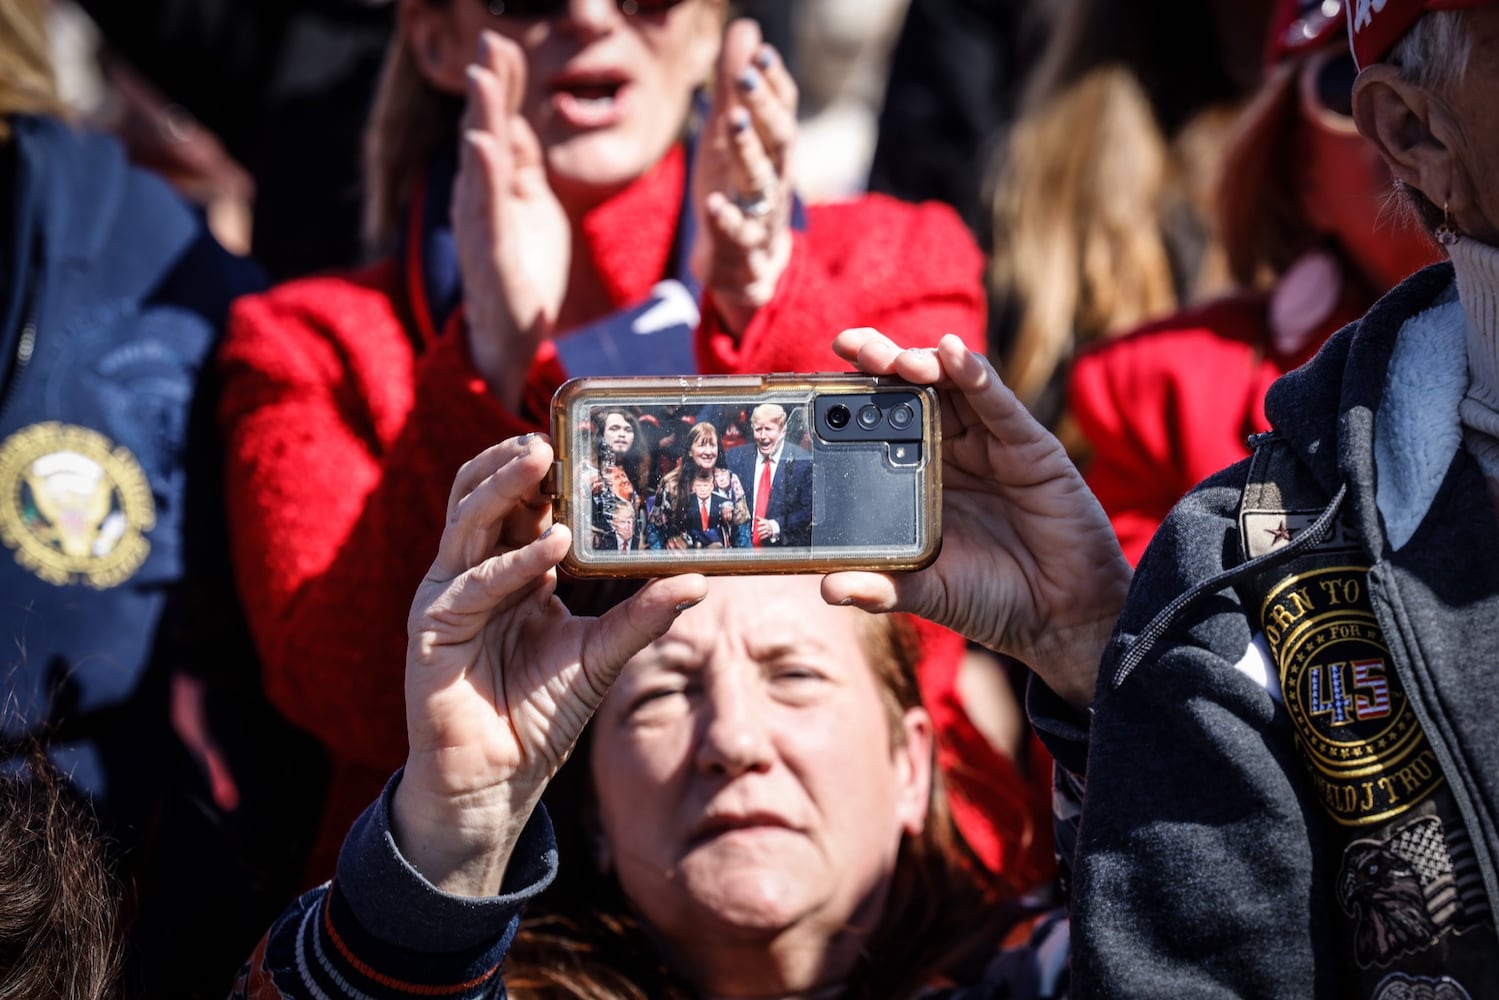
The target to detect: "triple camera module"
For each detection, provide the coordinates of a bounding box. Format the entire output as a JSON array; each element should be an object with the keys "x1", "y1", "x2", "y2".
[
  {"x1": 815, "y1": 391, "x2": 925, "y2": 468},
  {"x1": 819, "y1": 394, "x2": 922, "y2": 440}
]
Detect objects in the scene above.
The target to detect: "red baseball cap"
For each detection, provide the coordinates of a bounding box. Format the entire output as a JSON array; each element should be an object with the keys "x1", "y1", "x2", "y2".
[{"x1": 1345, "y1": 0, "x2": 1494, "y2": 69}]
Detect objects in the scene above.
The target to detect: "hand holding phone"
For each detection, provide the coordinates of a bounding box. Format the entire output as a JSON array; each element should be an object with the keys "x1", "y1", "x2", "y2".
[{"x1": 822, "y1": 329, "x2": 1132, "y2": 710}]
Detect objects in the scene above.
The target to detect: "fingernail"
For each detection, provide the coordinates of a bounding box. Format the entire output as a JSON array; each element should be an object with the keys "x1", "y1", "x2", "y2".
[
  {"x1": 731, "y1": 108, "x2": 750, "y2": 133},
  {"x1": 541, "y1": 524, "x2": 556, "y2": 540},
  {"x1": 737, "y1": 67, "x2": 759, "y2": 92},
  {"x1": 837, "y1": 597, "x2": 858, "y2": 607},
  {"x1": 518, "y1": 432, "x2": 535, "y2": 445},
  {"x1": 478, "y1": 29, "x2": 493, "y2": 60},
  {"x1": 675, "y1": 595, "x2": 706, "y2": 613},
  {"x1": 755, "y1": 47, "x2": 774, "y2": 70}
]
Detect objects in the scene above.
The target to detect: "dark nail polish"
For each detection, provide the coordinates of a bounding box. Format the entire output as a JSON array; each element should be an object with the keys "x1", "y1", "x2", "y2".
[
  {"x1": 737, "y1": 67, "x2": 759, "y2": 92},
  {"x1": 755, "y1": 47, "x2": 774, "y2": 70},
  {"x1": 731, "y1": 108, "x2": 750, "y2": 133},
  {"x1": 541, "y1": 524, "x2": 556, "y2": 540}
]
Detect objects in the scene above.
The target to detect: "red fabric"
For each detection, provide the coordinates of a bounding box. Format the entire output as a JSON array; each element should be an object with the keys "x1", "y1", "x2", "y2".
[
  {"x1": 1346, "y1": 0, "x2": 1492, "y2": 68},
  {"x1": 218, "y1": 152, "x2": 1044, "y2": 885},
  {"x1": 1070, "y1": 291, "x2": 1362, "y2": 567},
  {"x1": 910, "y1": 618, "x2": 1056, "y2": 896}
]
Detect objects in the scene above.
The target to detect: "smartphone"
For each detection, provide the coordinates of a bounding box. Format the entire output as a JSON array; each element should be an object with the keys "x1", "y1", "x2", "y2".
[{"x1": 549, "y1": 373, "x2": 941, "y2": 577}]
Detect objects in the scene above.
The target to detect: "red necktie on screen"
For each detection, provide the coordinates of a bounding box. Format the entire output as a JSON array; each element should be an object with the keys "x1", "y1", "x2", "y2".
[
  {"x1": 754, "y1": 458, "x2": 773, "y2": 547},
  {"x1": 700, "y1": 497, "x2": 710, "y2": 531}
]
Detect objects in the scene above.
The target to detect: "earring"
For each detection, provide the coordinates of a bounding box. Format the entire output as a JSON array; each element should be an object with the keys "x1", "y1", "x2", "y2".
[
  {"x1": 487, "y1": 1, "x2": 505, "y2": 14},
  {"x1": 1437, "y1": 202, "x2": 1461, "y2": 248}
]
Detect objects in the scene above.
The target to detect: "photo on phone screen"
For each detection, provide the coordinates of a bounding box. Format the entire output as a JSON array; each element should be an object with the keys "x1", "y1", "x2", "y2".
[{"x1": 553, "y1": 375, "x2": 940, "y2": 577}]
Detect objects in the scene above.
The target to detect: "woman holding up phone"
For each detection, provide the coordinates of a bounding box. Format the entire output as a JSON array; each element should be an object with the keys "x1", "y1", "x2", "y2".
[
  {"x1": 217, "y1": 0, "x2": 993, "y2": 882},
  {"x1": 235, "y1": 330, "x2": 1127, "y2": 999}
]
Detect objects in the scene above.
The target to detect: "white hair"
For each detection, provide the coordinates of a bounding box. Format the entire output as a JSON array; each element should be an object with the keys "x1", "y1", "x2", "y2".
[{"x1": 1388, "y1": 10, "x2": 1474, "y2": 92}]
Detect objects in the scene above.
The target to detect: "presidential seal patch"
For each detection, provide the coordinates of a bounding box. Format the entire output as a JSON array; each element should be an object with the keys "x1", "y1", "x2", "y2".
[
  {"x1": 1261, "y1": 565, "x2": 1442, "y2": 827},
  {"x1": 0, "y1": 422, "x2": 155, "y2": 588}
]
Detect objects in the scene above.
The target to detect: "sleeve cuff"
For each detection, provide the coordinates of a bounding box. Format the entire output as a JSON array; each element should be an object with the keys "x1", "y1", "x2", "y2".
[
  {"x1": 336, "y1": 770, "x2": 559, "y2": 954},
  {"x1": 1026, "y1": 673, "x2": 1092, "y2": 778}
]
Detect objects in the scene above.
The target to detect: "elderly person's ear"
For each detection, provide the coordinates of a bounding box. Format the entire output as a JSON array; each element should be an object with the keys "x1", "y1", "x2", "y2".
[{"x1": 1351, "y1": 65, "x2": 1461, "y2": 216}]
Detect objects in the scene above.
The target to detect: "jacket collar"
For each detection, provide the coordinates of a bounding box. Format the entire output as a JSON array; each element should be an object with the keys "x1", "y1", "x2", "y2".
[{"x1": 1265, "y1": 263, "x2": 1456, "y2": 490}]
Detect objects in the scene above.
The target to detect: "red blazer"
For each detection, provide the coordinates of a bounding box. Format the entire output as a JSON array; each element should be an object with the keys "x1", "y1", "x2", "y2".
[{"x1": 220, "y1": 146, "x2": 1048, "y2": 889}]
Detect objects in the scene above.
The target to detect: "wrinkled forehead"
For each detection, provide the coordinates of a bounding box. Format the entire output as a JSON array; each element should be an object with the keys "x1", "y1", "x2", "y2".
[{"x1": 633, "y1": 576, "x2": 865, "y2": 663}]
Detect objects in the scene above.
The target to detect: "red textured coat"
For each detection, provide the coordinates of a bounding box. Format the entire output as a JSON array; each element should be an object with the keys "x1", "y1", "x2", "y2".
[
  {"x1": 220, "y1": 146, "x2": 1052, "y2": 891},
  {"x1": 1071, "y1": 292, "x2": 1361, "y2": 567}
]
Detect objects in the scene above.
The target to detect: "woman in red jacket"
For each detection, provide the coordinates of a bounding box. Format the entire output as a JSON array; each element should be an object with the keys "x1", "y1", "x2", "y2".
[
  {"x1": 1069, "y1": 0, "x2": 1440, "y2": 566},
  {"x1": 218, "y1": 0, "x2": 1022, "y2": 884}
]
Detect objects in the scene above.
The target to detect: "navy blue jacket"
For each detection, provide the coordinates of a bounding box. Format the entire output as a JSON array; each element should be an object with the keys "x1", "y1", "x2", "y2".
[{"x1": 0, "y1": 112, "x2": 275, "y2": 832}]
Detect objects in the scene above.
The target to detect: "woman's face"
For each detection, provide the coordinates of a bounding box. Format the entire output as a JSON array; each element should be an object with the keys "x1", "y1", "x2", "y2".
[
  {"x1": 690, "y1": 429, "x2": 718, "y2": 472},
  {"x1": 602, "y1": 412, "x2": 635, "y2": 453},
  {"x1": 422, "y1": 0, "x2": 723, "y2": 203},
  {"x1": 589, "y1": 577, "x2": 931, "y2": 990}
]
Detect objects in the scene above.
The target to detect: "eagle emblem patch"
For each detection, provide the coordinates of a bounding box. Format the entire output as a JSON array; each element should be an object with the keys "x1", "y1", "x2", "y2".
[{"x1": 0, "y1": 422, "x2": 155, "y2": 588}]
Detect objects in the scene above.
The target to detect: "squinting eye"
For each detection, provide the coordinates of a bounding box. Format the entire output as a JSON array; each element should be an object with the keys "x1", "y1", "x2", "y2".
[
  {"x1": 771, "y1": 666, "x2": 825, "y2": 683},
  {"x1": 632, "y1": 687, "x2": 682, "y2": 708}
]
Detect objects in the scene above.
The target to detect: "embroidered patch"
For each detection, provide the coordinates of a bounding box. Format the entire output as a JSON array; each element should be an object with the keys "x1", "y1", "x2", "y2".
[
  {"x1": 1371, "y1": 971, "x2": 1473, "y2": 1000},
  {"x1": 1241, "y1": 507, "x2": 1361, "y2": 560},
  {"x1": 1260, "y1": 566, "x2": 1442, "y2": 826},
  {"x1": 1338, "y1": 815, "x2": 1459, "y2": 967},
  {"x1": 0, "y1": 422, "x2": 155, "y2": 588}
]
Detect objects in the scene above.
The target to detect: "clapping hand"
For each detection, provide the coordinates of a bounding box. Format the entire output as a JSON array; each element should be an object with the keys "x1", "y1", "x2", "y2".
[
  {"x1": 453, "y1": 30, "x2": 571, "y2": 411},
  {"x1": 822, "y1": 330, "x2": 1132, "y2": 708},
  {"x1": 392, "y1": 435, "x2": 706, "y2": 897},
  {"x1": 691, "y1": 18, "x2": 798, "y2": 336}
]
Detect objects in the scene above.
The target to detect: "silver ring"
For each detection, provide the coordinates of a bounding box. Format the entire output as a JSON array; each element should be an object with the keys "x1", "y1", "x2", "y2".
[{"x1": 732, "y1": 186, "x2": 775, "y2": 219}]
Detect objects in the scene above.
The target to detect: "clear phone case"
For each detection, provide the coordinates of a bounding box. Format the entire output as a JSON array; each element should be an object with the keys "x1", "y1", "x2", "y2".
[{"x1": 550, "y1": 373, "x2": 941, "y2": 577}]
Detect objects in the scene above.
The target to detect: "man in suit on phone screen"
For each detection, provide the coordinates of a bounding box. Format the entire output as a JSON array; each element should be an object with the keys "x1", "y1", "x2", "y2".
[{"x1": 726, "y1": 403, "x2": 813, "y2": 547}]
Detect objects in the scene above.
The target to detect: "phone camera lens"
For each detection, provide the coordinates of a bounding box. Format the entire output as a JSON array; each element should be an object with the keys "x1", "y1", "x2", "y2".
[
  {"x1": 827, "y1": 404, "x2": 851, "y2": 430},
  {"x1": 888, "y1": 403, "x2": 915, "y2": 430},
  {"x1": 856, "y1": 404, "x2": 882, "y2": 430}
]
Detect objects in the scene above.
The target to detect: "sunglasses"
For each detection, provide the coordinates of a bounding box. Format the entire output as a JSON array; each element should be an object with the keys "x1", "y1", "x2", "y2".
[{"x1": 485, "y1": 0, "x2": 688, "y2": 17}]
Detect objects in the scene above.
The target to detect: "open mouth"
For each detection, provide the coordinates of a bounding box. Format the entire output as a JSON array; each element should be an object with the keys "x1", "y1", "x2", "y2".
[
  {"x1": 549, "y1": 71, "x2": 631, "y2": 120},
  {"x1": 562, "y1": 80, "x2": 623, "y2": 107}
]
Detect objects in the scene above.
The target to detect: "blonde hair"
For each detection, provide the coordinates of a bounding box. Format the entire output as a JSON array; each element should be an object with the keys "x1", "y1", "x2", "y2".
[
  {"x1": 363, "y1": 0, "x2": 464, "y2": 253},
  {"x1": 0, "y1": 0, "x2": 69, "y2": 142},
  {"x1": 985, "y1": 0, "x2": 1241, "y2": 417}
]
